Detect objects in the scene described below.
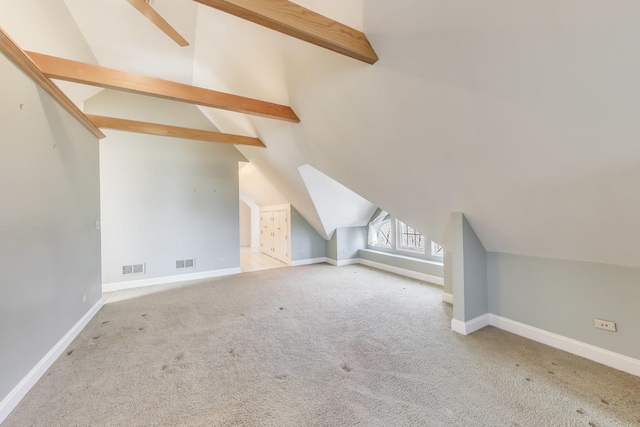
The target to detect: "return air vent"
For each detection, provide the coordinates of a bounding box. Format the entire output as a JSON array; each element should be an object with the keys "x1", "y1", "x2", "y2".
[
  {"x1": 122, "y1": 263, "x2": 145, "y2": 276},
  {"x1": 176, "y1": 259, "x2": 196, "y2": 270}
]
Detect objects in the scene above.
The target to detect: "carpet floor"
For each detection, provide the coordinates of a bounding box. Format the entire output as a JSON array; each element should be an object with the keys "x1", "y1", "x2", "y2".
[{"x1": 3, "y1": 264, "x2": 640, "y2": 426}]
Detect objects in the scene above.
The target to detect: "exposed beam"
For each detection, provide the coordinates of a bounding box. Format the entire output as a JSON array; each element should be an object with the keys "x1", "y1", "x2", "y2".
[
  {"x1": 194, "y1": 0, "x2": 378, "y2": 65},
  {"x1": 27, "y1": 52, "x2": 300, "y2": 123},
  {"x1": 126, "y1": 0, "x2": 189, "y2": 47},
  {"x1": 87, "y1": 115, "x2": 265, "y2": 147},
  {"x1": 0, "y1": 28, "x2": 105, "y2": 139}
]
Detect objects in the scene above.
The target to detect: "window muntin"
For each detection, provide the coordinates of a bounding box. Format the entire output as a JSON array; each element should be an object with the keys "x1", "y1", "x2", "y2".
[
  {"x1": 368, "y1": 211, "x2": 392, "y2": 248},
  {"x1": 375, "y1": 220, "x2": 392, "y2": 248},
  {"x1": 396, "y1": 220, "x2": 425, "y2": 253},
  {"x1": 431, "y1": 241, "x2": 444, "y2": 257}
]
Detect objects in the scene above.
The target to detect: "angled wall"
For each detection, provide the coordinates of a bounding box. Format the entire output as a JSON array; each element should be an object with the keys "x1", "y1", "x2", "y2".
[
  {"x1": 0, "y1": 54, "x2": 101, "y2": 409},
  {"x1": 488, "y1": 253, "x2": 640, "y2": 360},
  {"x1": 446, "y1": 213, "x2": 488, "y2": 329},
  {"x1": 291, "y1": 207, "x2": 326, "y2": 261}
]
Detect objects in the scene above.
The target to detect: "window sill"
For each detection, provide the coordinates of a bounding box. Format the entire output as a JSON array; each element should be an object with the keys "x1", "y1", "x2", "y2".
[{"x1": 360, "y1": 248, "x2": 443, "y2": 267}]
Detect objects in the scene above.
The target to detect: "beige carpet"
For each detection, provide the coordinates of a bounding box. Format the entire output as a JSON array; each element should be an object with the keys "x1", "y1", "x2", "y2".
[{"x1": 4, "y1": 264, "x2": 640, "y2": 426}]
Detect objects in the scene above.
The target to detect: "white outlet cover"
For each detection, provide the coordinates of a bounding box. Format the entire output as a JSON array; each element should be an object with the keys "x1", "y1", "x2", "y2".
[{"x1": 594, "y1": 319, "x2": 617, "y2": 332}]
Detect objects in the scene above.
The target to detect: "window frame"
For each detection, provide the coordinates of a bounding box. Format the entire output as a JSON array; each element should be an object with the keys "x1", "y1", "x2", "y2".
[
  {"x1": 430, "y1": 241, "x2": 444, "y2": 258},
  {"x1": 395, "y1": 219, "x2": 426, "y2": 255},
  {"x1": 371, "y1": 217, "x2": 393, "y2": 249}
]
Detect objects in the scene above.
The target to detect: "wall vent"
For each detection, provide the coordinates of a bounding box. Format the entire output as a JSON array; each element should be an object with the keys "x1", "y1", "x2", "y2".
[
  {"x1": 176, "y1": 259, "x2": 196, "y2": 270},
  {"x1": 122, "y1": 263, "x2": 145, "y2": 276}
]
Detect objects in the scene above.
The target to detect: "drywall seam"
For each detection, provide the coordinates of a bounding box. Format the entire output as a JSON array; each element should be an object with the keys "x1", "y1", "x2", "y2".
[
  {"x1": 102, "y1": 268, "x2": 241, "y2": 292},
  {"x1": 0, "y1": 299, "x2": 104, "y2": 424},
  {"x1": 489, "y1": 314, "x2": 640, "y2": 378}
]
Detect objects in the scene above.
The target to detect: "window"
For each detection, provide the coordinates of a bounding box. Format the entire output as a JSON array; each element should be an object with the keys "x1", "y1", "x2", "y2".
[
  {"x1": 431, "y1": 241, "x2": 444, "y2": 257},
  {"x1": 376, "y1": 220, "x2": 392, "y2": 247},
  {"x1": 396, "y1": 220, "x2": 424, "y2": 253},
  {"x1": 367, "y1": 209, "x2": 443, "y2": 261},
  {"x1": 368, "y1": 211, "x2": 392, "y2": 248}
]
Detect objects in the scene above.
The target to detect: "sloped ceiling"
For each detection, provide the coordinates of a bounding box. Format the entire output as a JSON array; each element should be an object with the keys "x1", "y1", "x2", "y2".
[
  {"x1": 63, "y1": 0, "x2": 198, "y2": 83},
  {"x1": 0, "y1": 0, "x2": 102, "y2": 106},
  {"x1": 239, "y1": 163, "x2": 288, "y2": 207},
  {"x1": 6, "y1": 0, "x2": 640, "y2": 268},
  {"x1": 190, "y1": 0, "x2": 640, "y2": 268}
]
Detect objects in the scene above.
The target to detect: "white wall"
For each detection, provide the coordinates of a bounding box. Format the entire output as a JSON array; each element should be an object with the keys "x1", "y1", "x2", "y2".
[{"x1": 85, "y1": 90, "x2": 246, "y2": 285}]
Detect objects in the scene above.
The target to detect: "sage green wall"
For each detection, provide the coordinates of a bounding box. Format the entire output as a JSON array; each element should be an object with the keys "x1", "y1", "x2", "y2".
[
  {"x1": 462, "y1": 215, "x2": 488, "y2": 320},
  {"x1": 326, "y1": 232, "x2": 338, "y2": 261},
  {"x1": 290, "y1": 207, "x2": 326, "y2": 261},
  {"x1": 325, "y1": 226, "x2": 368, "y2": 262},
  {"x1": 447, "y1": 213, "x2": 488, "y2": 322},
  {"x1": 86, "y1": 91, "x2": 246, "y2": 284},
  {"x1": 0, "y1": 55, "x2": 101, "y2": 401},
  {"x1": 337, "y1": 227, "x2": 367, "y2": 260},
  {"x1": 488, "y1": 252, "x2": 640, "y2": 360},
  {"x1": 358, "y1": 250, "x2": 444, "y2": 279},
  {"x1": 443, "y1": 251, "x2": 453, "y2": 295}
]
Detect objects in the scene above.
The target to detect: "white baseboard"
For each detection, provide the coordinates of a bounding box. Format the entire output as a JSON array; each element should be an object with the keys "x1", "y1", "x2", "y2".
[
  {"x1": 357, "y1": 258, "x2": 444, "y2": 286},
  {"x1": 290, "y1": 257, "x2": 329, "y2": 267},
  {"x1": 102, "y1": 268, "x2": 241, "y2": 292},
  {"x1": 292, "y1": 257, "x2": 445, "y2": 286},
  {"x1": 451, "y1": 313, "x2": 491, "y2": 335},
  {"x1": 336, "y1": 258, "x2": 360, "y2": 267},
  {"x1": 489, "y1": 314, "x2": 640, "y2": 378},
  {"x1": 442, "y1": 292, "x2": 453, "y2": 304},
  {"x1": 0, "y1": 299, "x2": 103, "y2": 424}
]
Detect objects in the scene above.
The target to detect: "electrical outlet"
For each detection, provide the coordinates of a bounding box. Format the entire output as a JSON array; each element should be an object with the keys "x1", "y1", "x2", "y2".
[
  {"x1": 594, "y1": 319, "x2": 616, "y2": 332},
  {"x1": 82, "y1": 294, "x2": 87, "y2": 303},
  {"x1": 219, "y1": 257, "x2": 225, "y2": 263}
]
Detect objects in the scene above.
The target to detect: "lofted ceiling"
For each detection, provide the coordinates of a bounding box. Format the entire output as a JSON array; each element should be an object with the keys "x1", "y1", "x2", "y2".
[{"x1": 3, "y1": 0, "x2": 640, "y2": 268}]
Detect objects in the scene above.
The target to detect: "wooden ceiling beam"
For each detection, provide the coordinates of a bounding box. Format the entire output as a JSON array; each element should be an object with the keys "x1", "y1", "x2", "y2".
[
  {"x1": 194, "y1": 0, "x2": 378, "y2": 65},
  {"x1": 27, "y1": 52, "x2": 300, "y2": 123},
  {"x1": 87, "y1": 114, "x2": 265, "y2": 147},
  {"x1": 0, "y1": 28, "x2": 105, "y2": 139},
  {"x1": 126, "y1": 0, "x2": 189, "y2": 47}
]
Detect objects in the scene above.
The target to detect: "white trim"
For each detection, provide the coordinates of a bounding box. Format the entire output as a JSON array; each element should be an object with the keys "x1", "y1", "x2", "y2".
[
  {"x1": 442, "y1": 292, "x2": 453, "y2": 304},
  {"x1": 357, "y1": 258, "x2": 444, "y2": 286},
  {"x1": 450, "y1": 313, "x2": 491, "y2": 335},
  {"x1": 102, "y1": 268, "x2": 241, "y2": 292},
  {"x1": 489, "y1": 314, "x2": 640, "y2": 378},
  {"x1": 360, "y1": 248, "x2": 443, "y2": 266},
  {"x1": 336, "y1": 258, "x2": 360, "y2": 267},
  {"x1": 290, "y1": 257, "x2": 329, "y2": 267},
  {"x1": 325, "y1": 258, "x2": 338, "y2": 266},
  {"x1": 0, "y1": 299, "x2": 103, "y2": 424}
]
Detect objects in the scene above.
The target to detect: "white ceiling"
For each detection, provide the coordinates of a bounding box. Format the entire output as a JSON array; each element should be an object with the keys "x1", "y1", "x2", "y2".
[
  {"x1": 5, "y1": 0, "x2": 640, "y2": 268},
  {"x1": 63, "y1": 0, "x2": 198, "y2": 83},
  {"x1": 239, "y1": 163, "x2": 288, "y2": 207}
]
